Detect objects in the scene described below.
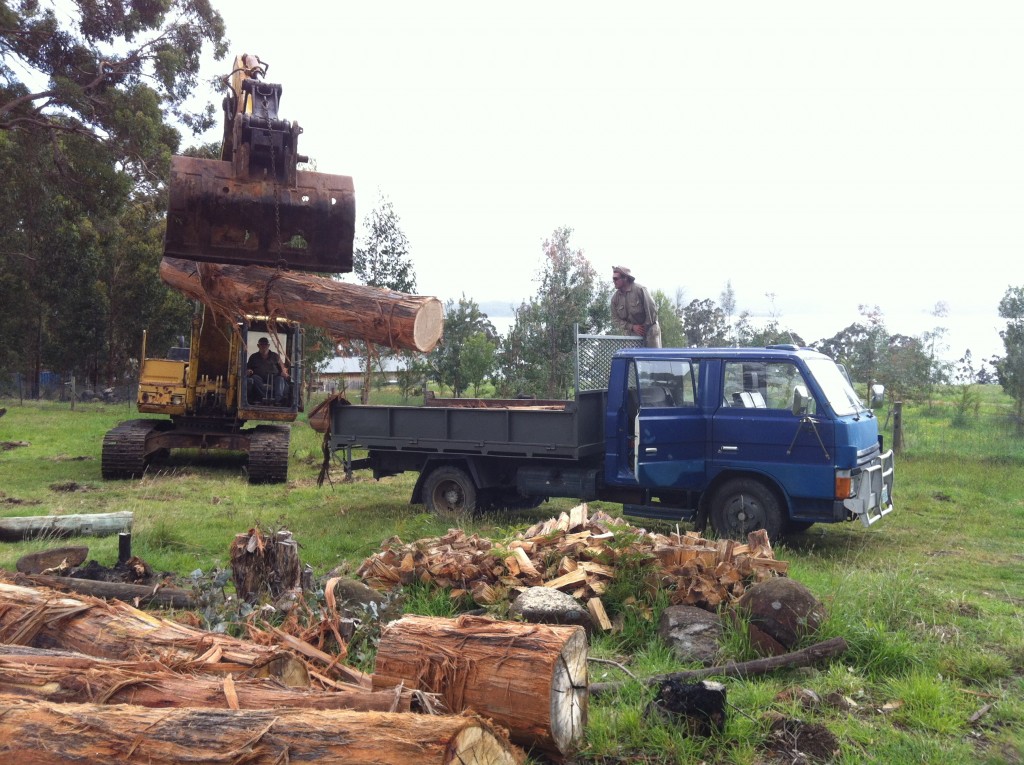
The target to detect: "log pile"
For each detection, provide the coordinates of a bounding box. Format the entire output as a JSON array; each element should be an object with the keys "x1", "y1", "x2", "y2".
[
  {"x1": 356, "y1": 504, "x2": 788, "y2": 614},
  {"x1": 0, "y1": 578, "x2": 562, "y2": 762}
]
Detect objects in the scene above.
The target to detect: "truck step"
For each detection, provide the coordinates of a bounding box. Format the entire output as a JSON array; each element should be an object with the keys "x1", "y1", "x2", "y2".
[{"x1": 622, "y1": 504, "x2": 698, "y2": 523}]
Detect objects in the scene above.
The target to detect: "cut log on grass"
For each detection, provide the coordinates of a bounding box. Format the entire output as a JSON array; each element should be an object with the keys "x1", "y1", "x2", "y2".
[
  {"x1": 0, "y1": 650, "x2": 421, "y2": 712},
  {"x1": 0, "y1": 580, "x2": 309, "y2": 687},
  {"x1": 589, "y1": 636, "x2": 849, "y2": 696},
  {"x1": 15, "y1": 546, "x2": 89, "y2": 574},
  {"x1": 161, "y1": 257, "x2": 444, "y2": 353},
  {"x1": 373, "y1": 614, "x2": 588, "y2": 759},
  {"x1": 17, "y1": 574, "x2": 196, "y2": 609},
  {"x1": 0, "y1": 511, "x2": 132, "y2": 542},
  {"x1": 0, "y1": 700, "x2": 524, "y2": 765}
]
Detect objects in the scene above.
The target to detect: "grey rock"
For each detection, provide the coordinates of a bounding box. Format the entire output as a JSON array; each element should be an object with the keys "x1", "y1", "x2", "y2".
[
  {"x1": 657, "y1": 605, "x2": 725, "y2": 666},
  {"x1": 509, "y1": 586, "x2": 594, "y2": 632}
]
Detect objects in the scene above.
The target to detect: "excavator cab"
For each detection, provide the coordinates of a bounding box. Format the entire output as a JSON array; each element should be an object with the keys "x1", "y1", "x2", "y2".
[{"x1": 164, "y1": 54, "x2": 355, "y2": 272}]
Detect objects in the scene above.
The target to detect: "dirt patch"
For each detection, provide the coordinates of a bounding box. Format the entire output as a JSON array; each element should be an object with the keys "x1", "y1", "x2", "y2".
[
  {"x1": 0, "y1": 441, "x2": 30, "y2": 451},
  {"x1": 1, "y1": 496, "x2": 43, "y2": 506},
  {"x1": 49, "y1": 481, "x2": 94, "y2": 493},
  {"x1": 46, "y1": 454, "x2": 94, "y2": 462},
  {"x1": 761, "y1": 716, "x2": 841, "y2": 764}
]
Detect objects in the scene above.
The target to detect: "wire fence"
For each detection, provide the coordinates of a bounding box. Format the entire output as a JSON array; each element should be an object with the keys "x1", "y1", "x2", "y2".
[{"x1": 883, "y1": 395, "x2": 1024, "y2": 462}]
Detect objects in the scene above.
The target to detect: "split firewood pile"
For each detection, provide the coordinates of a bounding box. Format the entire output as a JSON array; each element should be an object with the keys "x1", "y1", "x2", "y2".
[{"x1": 357, "y1": 503, "x2": 788, "y2": 619}]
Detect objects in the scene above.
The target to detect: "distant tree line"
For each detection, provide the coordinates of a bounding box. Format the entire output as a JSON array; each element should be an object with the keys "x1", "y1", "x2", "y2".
[{"x1": 3, "y1": 3, "x2": 1020, "y2": 426}]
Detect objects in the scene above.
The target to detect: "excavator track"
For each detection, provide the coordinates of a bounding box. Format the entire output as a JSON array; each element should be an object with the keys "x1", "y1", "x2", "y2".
[
  {"x1": 101, "y1": 419, "x2": 156, "y2": 479},
  {"x1": 247, "y1": 425, "x2": 291, "y2": 484}
]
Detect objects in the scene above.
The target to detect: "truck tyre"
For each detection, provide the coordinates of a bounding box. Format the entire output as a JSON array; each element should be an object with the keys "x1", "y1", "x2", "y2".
[
  {"x1": 424, "y1": 465, "x2": 477, "y2": 518},
  {"x1": 710, "y1": 477, "x2": 783, "y2": 543}
]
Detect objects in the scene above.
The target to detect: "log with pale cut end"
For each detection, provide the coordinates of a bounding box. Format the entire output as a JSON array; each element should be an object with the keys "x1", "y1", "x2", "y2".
[
  {"x1": 0, "y1": 511, "x2": 132, "y2": 542},
  {"x1": 160, "y1": 257, "x2": 444, "y2": 352},
  {"x1": 373, "y1": 614, "x2": 588, "y2": 758},
  {"x1": 0, "y1": 649, "x2": 418, "y2": 712},
  {"x1": 0, "y1": 580, "x2": 309, "y2": 687},
  {"x1": 0, "y1": 700, "x2": 524, "y2": 764}
]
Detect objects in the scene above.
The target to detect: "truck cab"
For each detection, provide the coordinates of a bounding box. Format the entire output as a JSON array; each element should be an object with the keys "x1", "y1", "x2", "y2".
[{"x1": 604, "y1": 346, "x2": 894, "y2": 539}]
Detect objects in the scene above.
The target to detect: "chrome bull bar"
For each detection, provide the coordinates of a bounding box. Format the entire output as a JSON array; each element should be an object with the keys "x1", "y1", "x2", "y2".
[{"x1": 844, "y1": 449, "x2": 895, "y2": 527}]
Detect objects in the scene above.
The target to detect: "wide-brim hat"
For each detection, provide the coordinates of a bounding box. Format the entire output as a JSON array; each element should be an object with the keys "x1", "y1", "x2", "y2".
[{"x1": 612, "y1": 265, "x2": 634, "y2": 281}]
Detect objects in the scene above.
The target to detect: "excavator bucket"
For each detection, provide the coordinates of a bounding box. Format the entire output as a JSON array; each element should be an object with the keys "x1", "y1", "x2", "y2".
[{"x1": 165, "y1": 155, "x2": 356, "y2": 273}]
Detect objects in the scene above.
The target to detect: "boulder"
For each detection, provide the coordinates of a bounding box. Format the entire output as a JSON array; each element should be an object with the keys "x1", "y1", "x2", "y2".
[
  {"x1": 657, "y1": 605, "x2": 724, "y2": 665},
  {"x1": 735, "y1": 578, "x2": 826, "y2": 649}
]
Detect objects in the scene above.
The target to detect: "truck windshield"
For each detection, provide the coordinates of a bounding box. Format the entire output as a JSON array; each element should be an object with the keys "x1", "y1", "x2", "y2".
[{"x1": 805, "y1": 357, "x2": 867, "y2": 417}]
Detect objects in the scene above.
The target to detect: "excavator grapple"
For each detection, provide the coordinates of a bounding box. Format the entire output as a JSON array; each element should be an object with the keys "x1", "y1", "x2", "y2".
[{"x1": 164, "y1": 55, "x2": 355, "y2": 273}]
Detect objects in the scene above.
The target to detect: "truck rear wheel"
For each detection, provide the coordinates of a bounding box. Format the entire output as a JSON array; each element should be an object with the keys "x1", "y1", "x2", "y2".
[
  {"x1": 424, "y1": 466, "x2": 477, "y2": 518},
  {"x1": 710, "y1": 477, "x2": 783, "y2": 543}
]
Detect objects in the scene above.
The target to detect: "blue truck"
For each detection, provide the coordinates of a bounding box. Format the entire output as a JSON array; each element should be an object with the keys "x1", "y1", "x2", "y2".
[{"x1": 327, "y1": 344, "x2": 894, "y2": 541}]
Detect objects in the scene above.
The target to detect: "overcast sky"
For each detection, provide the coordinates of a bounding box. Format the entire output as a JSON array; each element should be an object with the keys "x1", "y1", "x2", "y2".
[{"x1": 189, "y1": 1, "x2": 1023, "y2": 363}]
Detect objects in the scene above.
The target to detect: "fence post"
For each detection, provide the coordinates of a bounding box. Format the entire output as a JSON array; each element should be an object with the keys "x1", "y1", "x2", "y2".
[{"x1": 892, "y1": 401, "x2": 903, "y2": 454}]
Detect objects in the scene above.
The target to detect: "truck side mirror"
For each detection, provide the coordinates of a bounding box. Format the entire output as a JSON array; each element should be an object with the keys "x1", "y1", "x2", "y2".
[
  {"x1": 792, "y1": 385, "x2": 812, "y2": 417},
  {"x1": 870, "y1": 383, "x2": 885, "y2": 408}
]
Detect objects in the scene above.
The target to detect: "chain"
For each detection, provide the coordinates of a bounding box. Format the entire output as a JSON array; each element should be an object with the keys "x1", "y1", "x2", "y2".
[{"x1": 264, "y1": 93, "x2": 283, "y2": 262}]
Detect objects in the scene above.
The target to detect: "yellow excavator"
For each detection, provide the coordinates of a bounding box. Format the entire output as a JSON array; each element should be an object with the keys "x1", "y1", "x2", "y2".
[{"x1": 102, "y1": 55, "x2": 355, "y2": 484}]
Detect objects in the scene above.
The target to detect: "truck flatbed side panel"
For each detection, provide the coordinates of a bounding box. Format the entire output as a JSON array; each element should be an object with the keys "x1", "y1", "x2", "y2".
[{"x1": 329, "y1": 390, "x2": 606, "y2": 460}]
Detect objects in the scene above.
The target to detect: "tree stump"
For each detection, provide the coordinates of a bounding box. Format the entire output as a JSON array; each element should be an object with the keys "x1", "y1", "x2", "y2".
[
  {"x1": 0, "y1": 700, "x2": 525, "y2": 764},
  {"x1": 373, "y1": 614, "x2": 588, "y2": 758},
  {"x1": 230, "y1": 527, "x2": 303, "y2": 603}
]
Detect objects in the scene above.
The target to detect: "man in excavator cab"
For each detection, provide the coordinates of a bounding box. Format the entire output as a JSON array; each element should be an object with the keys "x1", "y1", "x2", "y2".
[{"x1": 247, "y1": 336, "x2": 290, "y2": 404}]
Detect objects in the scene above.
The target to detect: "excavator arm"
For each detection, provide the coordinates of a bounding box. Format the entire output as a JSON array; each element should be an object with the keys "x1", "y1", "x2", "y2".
[{"x1": 164, "y1": 54, "x2": 355, "y2": 273}]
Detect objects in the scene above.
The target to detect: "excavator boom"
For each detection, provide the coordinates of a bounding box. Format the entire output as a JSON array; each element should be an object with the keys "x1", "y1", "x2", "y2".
[{"x1": 164, "y1": 54, "x2": 355, "y2": 272}]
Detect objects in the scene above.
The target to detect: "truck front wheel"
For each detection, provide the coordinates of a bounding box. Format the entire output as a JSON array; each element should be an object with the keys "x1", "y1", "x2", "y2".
[
  {"x1": 424, "y1": 465, "x2": 477, "y2": 518},
  {"x1": 710, "y1": 478, "x2": 783, "y2": 543}
]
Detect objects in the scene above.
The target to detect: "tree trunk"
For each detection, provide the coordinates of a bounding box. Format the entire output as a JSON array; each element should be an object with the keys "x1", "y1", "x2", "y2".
[
  {"x1": 0, "y1": 580, "x2": 309, "y2": 687},
  {"x1": 373, "y1": 614, "x2": 588, "y2": 759},
  {"x1": 160, "y1": 257, "x2": 444, "y2": 352},
  {"x1": 0, "y1": 649, "x2": 419, "y2": 712},
  {"x1": 0, "y1": 700, "x2": 524, "y2": 764},
  {"x1": 0, "y1": 511, "x2": 132, "y2": 542},
  {"x1": 16, "y1": 574, "x2": 196, "y2": 609}
]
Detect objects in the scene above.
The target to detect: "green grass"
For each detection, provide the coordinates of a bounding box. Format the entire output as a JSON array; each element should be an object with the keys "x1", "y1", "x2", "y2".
[{"x1": 1, "y1": 388, "x2": 1022, "y2": 764}]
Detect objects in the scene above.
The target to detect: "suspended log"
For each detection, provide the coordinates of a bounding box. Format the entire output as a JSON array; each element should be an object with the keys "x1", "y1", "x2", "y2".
[
  {"x1": 373, "y1": 614, "x2": 588, "y2": 759},
  {"x1": 0, "y1": 649, "x2": 421, "y2": 712},
  {"x1": 160, "y1": 257, "x2": 444, "y2": 352},
  {"x1": 0, "y1": 580, "x2": 309, "y2": 687},
  {"x1": 0, "y1": 700, "x2": 524, "y2": 765},
  {"x1": 0, "y1": 511, "x2": 132, "y2": 542},
  {"x1": 16, "y1": 574, "x2": 196, "y2": 609}
]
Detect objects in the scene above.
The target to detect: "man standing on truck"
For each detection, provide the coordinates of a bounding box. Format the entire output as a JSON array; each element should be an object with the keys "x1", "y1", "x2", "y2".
[{"x1": 611, "y1": 266, "x2": 662, "y2": 347}]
